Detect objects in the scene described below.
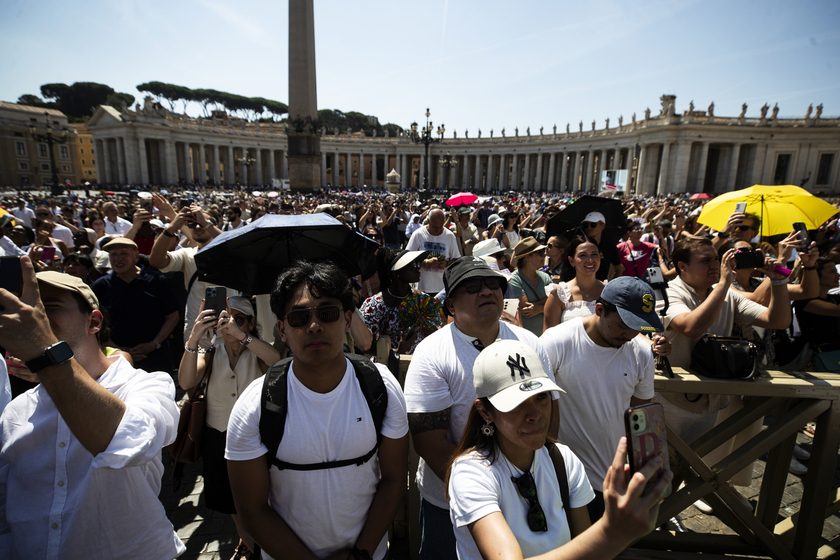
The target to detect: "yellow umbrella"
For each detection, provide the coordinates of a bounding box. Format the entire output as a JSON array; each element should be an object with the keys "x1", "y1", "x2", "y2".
[{"x1": 697, "y1": 185, "x2": 839, "y2": 237}]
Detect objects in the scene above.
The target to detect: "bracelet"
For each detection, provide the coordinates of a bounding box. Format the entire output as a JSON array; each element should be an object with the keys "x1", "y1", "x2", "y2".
[
  {"x1": 771, "y1": 277, "x2": 789, "y2": 286},
  {"x1": 162, "y1": 229, "x2": 176, "y2": 238},
  {"x1": 802, "y1": 266, "x2": 817, "y2": 270},
  {"x1": 239, "y1": 334, "x2": 253, "y2": 346},
  {"x1": 184, "y1": 342, "x2": 203, "y2": 354}
]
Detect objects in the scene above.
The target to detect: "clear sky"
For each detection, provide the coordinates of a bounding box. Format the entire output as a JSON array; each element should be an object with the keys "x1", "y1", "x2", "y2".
[{"x1": 2, "y1": 0, "x2": 838, "y2": 135}]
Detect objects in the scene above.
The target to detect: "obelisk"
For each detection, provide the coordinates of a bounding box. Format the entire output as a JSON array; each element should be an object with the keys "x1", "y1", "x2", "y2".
[{"x1": 287, "y1": 0, "x2": 320, "y2": 191}]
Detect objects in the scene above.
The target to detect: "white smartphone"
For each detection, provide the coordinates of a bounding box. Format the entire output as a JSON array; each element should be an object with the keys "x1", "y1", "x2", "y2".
[
  {"x1": 647, "y1": 266, "x2": 665, "y2": 285},
  {"x1": 503, "y1": 298, "x2": 520, "y2": 316},
  {"x1": 735, "y1": 202, "x2": 747, "y2": 214}
]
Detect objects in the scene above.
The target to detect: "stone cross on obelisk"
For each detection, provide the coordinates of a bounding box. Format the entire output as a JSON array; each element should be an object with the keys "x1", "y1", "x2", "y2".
[{"x1": 287, "y1": 0, "x2": 320, "y2": 191}]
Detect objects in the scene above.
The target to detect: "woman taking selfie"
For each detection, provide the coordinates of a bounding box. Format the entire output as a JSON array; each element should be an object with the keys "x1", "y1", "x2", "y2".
[{"x1": 446, "y1": 340, "x2": 671, "y2": 560}]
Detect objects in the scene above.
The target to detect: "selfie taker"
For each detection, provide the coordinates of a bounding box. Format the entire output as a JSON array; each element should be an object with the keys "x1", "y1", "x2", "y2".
[{"x1": 446, "y1": 339, "x2": 671, "y2": 560}]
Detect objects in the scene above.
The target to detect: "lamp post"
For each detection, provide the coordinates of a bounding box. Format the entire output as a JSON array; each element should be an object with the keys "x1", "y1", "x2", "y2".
[
  {"x1": 236, "y1": 154, "x2": 257, "y2": 185},
  {"x1": 29, "y1": 112, "x2": 68, "y2": 196},
  {"x1": 439, "y1": 151, "x2": 458, "y2": 191},
  {"x1": 408, "y1": 108, "x2": 444, "y2": 190}
]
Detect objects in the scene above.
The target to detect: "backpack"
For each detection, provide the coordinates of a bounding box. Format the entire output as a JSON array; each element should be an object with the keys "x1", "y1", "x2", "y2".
[{"x1": 259, "y1": 353, "x2": 388, "y2": 471}]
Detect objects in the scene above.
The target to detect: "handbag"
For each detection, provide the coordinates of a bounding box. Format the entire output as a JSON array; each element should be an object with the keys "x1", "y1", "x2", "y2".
[
  {"x1": 169, "y1": 348, "x2": 215, "y2": 464},
  {"x1": 690, "y1": 334, "x2": 759, "y2": 380},
  {"x1": 812, "y1": 345, "x2": 840, "y2": 373}
]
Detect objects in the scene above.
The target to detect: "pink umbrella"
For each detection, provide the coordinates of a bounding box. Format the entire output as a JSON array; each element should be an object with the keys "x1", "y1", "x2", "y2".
[
  {"x1": 689, "y1": 193, "x2": 714, "y2": 201},
  {"x1": 446, "y1": 192, "x2": 478, "y2": 207},
  {"x1": 267, "y1": 191, "x2": 280, "y2": 198}
]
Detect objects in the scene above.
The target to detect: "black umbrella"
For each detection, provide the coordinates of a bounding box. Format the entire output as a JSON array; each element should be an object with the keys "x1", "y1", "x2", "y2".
[
  {"x1": 194, "y1": 214, "x2": 379, "y2": 295},
  {"x1": 546, "y1": 195, "x2": 628, "y2": 245}
]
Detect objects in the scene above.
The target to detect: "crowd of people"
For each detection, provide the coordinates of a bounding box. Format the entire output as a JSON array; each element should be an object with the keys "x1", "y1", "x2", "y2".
[{"x1": 0, "y1": 184, "x2": 838, "y2": 559}]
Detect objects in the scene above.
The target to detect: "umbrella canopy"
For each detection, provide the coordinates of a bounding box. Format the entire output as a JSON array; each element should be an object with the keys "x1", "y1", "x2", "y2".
[
  {"x1": 194, "y1": 214, "x2": 379, "y2": 295},
  {"x1": 689, "y1": 192, "x2": 713, "y2": 201},
  {"x1": 697, "y1": 185, "x2": 839, "y2": 237},
  {"x1": 445, "y1": 192, "x2": 478, "y2": 207},
  {"x1": 546, "y1": 195, "x2": 628, "y2": 244}
]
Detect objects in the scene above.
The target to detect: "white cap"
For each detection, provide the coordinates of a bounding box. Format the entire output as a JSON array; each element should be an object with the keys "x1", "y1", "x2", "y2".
[
  {"x1": 472, "y1": 238, "x2": 504, "y2": 259},
  {"x1": 583, "y1": 211, "x2": 606, "y2": 224},
  {"x1": 473, "y1": 340, "x2": 565, "y2": 413}
]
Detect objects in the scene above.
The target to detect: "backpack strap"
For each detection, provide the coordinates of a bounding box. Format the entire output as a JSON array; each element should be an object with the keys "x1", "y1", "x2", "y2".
[
  {"x1": 259, "y1": 353, "x2": 388, "y2": 471},
  {"x1": 546, "y1": 442, "x2": 571, "y2": 521}
]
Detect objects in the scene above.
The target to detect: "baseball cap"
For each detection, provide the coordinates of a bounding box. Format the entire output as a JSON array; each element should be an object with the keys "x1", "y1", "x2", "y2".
[
  {"x1": 599, "y1": 276, "x2": 663, "y2": 332},
  {"x1": 36, "y1": 271, "x2": 99, "y2": 311},
  {"x1": 458, "y1": 207, "x2": 472, "y2": 215},
  {"x1": 389, "y1": 249, "x2": 429, "y2": 271},
  {"x1": 583, "y1": 211, "x2": 606, "y2": 224},
  {"x1": 443, "y1": 256, "x2": 508, "y2": 296},
  {"x1": 102, "y1": 238, "x2": 138, "y2": 252},
  {"x1": 229, "y1": 295, "x2": 254, "y2": 317},
  {"x1": 474, "y1": 340, "x2": 565, "y2": 413}
]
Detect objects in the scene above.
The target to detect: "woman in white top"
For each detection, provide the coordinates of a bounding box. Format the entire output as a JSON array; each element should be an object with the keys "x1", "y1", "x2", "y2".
[
  {"x1": 543, "y1": 235, "x2": 605, "y2": 331},
  {"x1": 446, "y1": 340, "x2": 670, "y2": 560},
  {"x1": 179, "y1": 295, "x2": 281, "y2": 559},
  {"x1": 496, "y1": 212, "x2": 521, "y2": 256}
]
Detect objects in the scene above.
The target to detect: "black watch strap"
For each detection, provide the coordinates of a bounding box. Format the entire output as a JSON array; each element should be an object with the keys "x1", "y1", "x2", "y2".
[{"x1": 25, "y1": 342, "x2": 74, "y2": 373}]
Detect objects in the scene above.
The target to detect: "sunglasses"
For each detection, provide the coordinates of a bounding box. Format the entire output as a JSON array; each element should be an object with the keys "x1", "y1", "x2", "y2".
[
  {"x1": 36, "y1": 213, "x2": 51, "y2": 217},
  {"x1": 735, "y1": 224, "x2": 755, "y2": 231},
  {"x1": 511, "y1": 471, "x2": 548, "y2": 532},
  {"x1": 460, "y1": 277, "x2": 504, "y2": 294},
  {"x1": 232, "y1": 315, "x2": 249, "y2": 327},
  {"x1": 186, "y1": 221, "x2": 205, "y2": 229},
  {"x1": 283, "y1": 305, "x2": 343, "y2": 328},
  {"x1": 582, "y1": 221, "x2": 600, "y2": 228}
]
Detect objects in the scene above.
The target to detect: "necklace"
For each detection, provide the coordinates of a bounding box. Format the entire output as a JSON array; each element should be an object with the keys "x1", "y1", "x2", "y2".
[{"x1": 387, "y1": 286, "x2": 410, "y2": 300}]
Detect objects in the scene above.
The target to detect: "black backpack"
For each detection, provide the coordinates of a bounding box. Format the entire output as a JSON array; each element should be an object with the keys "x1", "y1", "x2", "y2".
[{"x1": 259, "y1": 353, "x2": 388, "y2": 471}]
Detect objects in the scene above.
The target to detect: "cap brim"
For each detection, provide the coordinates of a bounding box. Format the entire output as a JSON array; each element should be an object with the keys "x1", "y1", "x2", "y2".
[
  {"x1": 487, "y1": 378, "x2": 565, "y2": 413},
  {"x1": 616, "y1": 306, "x2": 663, "y2": 333},
  {"x1": 391, "y1": 250, "x2": 429, "y2": 271}
]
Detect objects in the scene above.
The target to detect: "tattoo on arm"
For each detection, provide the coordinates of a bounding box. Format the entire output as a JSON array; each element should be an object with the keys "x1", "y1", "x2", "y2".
[{"x1": 408, "y1": 409, "x2": 450, "y2": 436}]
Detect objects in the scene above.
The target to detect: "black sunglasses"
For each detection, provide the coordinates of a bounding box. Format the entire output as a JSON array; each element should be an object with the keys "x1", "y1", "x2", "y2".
[
  {"x1": 186, "y1": 221, "x2": 205, "y2": 229},
  {"x1": 284, "y1": 305, "x2": 342, "y2": 328},
  {"x1": 460, "y1": 277, "x2": 504, "y2": 294},
  {"x1": 582, "y1": 221, "x2": 600, "y2": 228},
  {"x1": 232, "y1": 315, "x2": 249, "y2": 327},
  {"x1": 735, "y1": 224, "x2": 755, "y2": 231},
  {"x1": 511, "y1": 471, "x2": 548, "y2": 532}
]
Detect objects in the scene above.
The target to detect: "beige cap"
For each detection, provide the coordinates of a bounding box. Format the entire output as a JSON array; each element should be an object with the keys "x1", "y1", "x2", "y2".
[
  {"x1": 36, "y1": 271, "x2": 99, "y2": 310},
  {"x1": 102, "y1": 237, "x2": 138, "y2": 252}
]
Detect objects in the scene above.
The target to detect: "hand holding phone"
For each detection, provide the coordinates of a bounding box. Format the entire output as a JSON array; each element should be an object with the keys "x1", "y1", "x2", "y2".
[{"x1": 204, "y1": 287, "x2": 227, "y2": 315}]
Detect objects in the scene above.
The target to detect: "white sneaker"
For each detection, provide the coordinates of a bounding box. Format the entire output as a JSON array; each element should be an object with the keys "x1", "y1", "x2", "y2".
[
  {"x1": 693, "y1": 499, "x2": 714, "y2": 514},
  {"x1": 790, "y1": 457, "x2": 808, "y2": 475},
  {"x1": 793, "y1": 445, "x2": 811, "y2": 461}
]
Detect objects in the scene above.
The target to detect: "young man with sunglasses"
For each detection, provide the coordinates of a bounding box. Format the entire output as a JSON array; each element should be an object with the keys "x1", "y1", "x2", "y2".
[
  {"x1": 404, "y1": 256, "x2": 557, "y2": 560},
  {"x1": 222, "y1": 206, "x2": 245, "y2": 231},
  {"x1": 712, "y1": 211, "x2": 761, "y2": 250},
  {"x1": 225, "y1": 261, "x2": 408, "y2": 560}
]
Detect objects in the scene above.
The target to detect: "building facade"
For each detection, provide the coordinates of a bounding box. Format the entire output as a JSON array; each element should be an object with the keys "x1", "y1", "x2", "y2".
[
  {"x1": 73, "y1": 123, "x2": 98, "y2": 183},
  {"x1": 0, "y1": 102, "x2": 80, "y2": 188},
  {"x1": 86, "y1": 95, "x2": 840, "y2": 194}
]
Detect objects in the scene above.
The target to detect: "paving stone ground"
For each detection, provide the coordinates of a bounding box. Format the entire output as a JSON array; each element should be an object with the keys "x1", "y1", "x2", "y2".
[{"x1": 160, "y1": 426, "x2": 839, "y2": 559}]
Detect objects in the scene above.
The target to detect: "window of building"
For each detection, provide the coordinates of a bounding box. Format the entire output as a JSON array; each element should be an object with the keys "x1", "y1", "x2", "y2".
[
  {"x1": 38, "y1": 143, "x2": 48, "y2": 158},
  {"x1": 15, "y1": 141, "x2": 26, "y2": 157},
  {"x1": 92, "y1": 159, "x2": 95, "y2": 164},
  {"x1": 40, "y1": 163, "x2": 50, "y2": 171},
  {"x1": 773, "y1": 154, "x2": 792, "y2": 185},
  {"x1": 61, "y1": 164, "x2": 70, "y2": 172},
  {"x1": 59, "y1": 145, "x2": 69, "y2": 159},
  {"x1": 816, "y1": 153, "x2": 835, "y2": 186},
  {"x1": 18, "y1": 162, "x2": 29, "y2": 171},
  {"x1": 80, "y1": 148, "x2": 85, "y2": 154},
  {"x1": 81, "y1": 159, "x2": 86, "y2": 164},
  {"x1": 91, "y1": 148, "x2": 95, "y2": 154}
]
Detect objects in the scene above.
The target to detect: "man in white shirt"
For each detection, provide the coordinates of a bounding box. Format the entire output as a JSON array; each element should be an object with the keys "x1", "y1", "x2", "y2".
[
  {"x1": 406, "y1": 208, "x2": 461, "y2": 294},
  {"x1": 11, "y1": 199, "x2": 36, "y2": 228},
  {"x1": 540, "y1": 276, "x2": 667, "y2": 520},
  {"x1": 404, "y1": 257, "x2": 557, "y2": 560},
  {"x1": 102, "y1": 201, "x2": 132, "y2": 236},
  {"x1": 35, "y1": 206, "x2": 75, "y2": 250},
  {"x1": 0, "y1": 264, "x2": 184, "y2": 559},
  {"x1": 226, "y1": 261, "x2": 408, "y2": 560}
]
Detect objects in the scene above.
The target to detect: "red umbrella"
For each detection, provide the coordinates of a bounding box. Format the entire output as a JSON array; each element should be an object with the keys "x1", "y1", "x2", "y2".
[
  {"x1": 689, "y1": 193, "x2": 713, "y2": 201},
  {"x1": 105, "y1": 191, "x2": 116, "y2": 196},
  {"x1": 446, "y1": 192, "x2": 478, "y2": 207}
]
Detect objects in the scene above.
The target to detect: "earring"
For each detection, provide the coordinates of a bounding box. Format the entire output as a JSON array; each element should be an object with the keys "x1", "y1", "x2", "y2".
[{"x1": 481, "y1": 421, "x2": 495, "y2": 437}]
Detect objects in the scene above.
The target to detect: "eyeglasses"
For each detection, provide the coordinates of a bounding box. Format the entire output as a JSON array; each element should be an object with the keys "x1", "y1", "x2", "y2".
[
  {"x1": 460, "y1": 277, "x2": 504, "y2": 294},
  {"x1": 630, "y1": 227, "x2": 643, "y2": 232},
  {"x1": 545, "y1": 243, "x2": 561, "y2": 249},
  {"x1": 36, "y1": 212, "x2": 51, "y2": 217},
  {"x1": 735, "y1": 224, "x2": 755, "y2": 231},
  {"x1": 283, "y1": 305, "x2": 342, "y2": 328},
  {"x1": 186, "y1": 221, "x2": 205, "y2": 229},
  {"x1": 582, "y1": 221, "x2": 600, "y2": 229},
  {"x1": 511, "y1": 471, "x2": 547, "y2": 532}
]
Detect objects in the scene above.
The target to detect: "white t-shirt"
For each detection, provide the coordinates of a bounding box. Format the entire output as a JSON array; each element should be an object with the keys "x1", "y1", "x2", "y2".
[
  {"x1": 225, "y1": 359, "x2": 408, "y2": 560},
  {"x1": 406, "y1": 226, "x2": 461, "y2": 293},
  {"x1": 448, "y1": 443, "x2": 594, "y2": 560},
  {"x1": 11, "y1": 207, "x2": 36, "y2": 228},
  {"x1": 404, "y1": 322, "x2": 553, "y2": 508},
  {"x1": 51, "y1": 223, "x2": 74, "y2": 249},
  {"x1": 104, "y1": 216, "x2": 132, "y2": 236},
  {"x1": 540, "y1": 318, "x2": 654, "y2": 491}
]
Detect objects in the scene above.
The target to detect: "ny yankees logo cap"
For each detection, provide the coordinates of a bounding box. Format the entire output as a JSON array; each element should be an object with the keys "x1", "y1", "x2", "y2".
[
  {"x1": 473, "y1": 340, "x2": 565, "y2": 413},
  {"x1": 600, "y1": 276, "x2": 663, "y2": 333}
]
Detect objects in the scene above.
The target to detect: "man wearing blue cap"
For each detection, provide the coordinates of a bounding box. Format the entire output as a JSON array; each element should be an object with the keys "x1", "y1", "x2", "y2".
[{"x1": 540, "y1": 276, "x2": 669, "y2": 521}]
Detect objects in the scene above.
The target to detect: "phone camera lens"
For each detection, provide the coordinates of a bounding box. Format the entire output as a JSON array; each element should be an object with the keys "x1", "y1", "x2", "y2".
[{"x1": 633, "y1": 423, "x2": 640, "y2": 431}]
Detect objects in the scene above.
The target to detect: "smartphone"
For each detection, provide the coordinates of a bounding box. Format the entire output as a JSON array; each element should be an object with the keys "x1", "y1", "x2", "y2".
[
  {"x1": 647, "y1": 266, "x2": 665, "y2": 285},
  {"x1": 734, "y1": 202, "x2": 747, "y2": 214},
  {"x1": 0, "y1": 257, "x2": 22, "y2": 297},
  {"x1": 625, "y1": 402, "x2": 672, "y2": 497},
  {"x1": 792, "y1": 222, "x2": 810, "y2": 248},
  {"x1": 503, "y1": 298, "x2": 520, "y2": 316},
  {"x1": 40, "y1": 246, "x2": 57, "y2": 267},
  {"x1": 204, "y1": 286, "x2": 227, "y2": 315},
  {"x1": 179, "y1": 199, "x2": 191, "y2": 210},
  {"x1": 734, "y1": 248, "x2": 765, "y2": 269}
]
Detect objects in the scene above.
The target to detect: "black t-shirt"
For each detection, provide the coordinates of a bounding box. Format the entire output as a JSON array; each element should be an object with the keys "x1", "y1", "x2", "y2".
[
  {"x1": 382, "y1": 216, "x2": 402, "y2": 246},
  {"x1": 596, "y1": 238, "x2": 621, "y2": 281}
]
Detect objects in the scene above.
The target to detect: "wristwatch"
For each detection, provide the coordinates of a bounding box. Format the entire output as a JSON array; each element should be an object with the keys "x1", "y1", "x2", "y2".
[
  {"x1": 25, "y1": 341, "x2": 74, "y2": 373},
  {"x1": 716, "y1": 231, "x2": 730, "y2": 240},
  {"x1": 152, "y1": 339, "x2": 162, "y2": 350},
  {"x1": 350, "y1": 548, "x2": 372, "y2": 560},
  {"x1": 239, "y1": 334, "x2": 253, "y2": 346}
]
